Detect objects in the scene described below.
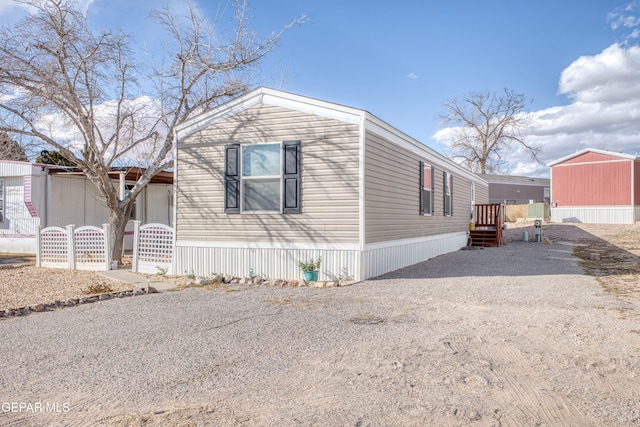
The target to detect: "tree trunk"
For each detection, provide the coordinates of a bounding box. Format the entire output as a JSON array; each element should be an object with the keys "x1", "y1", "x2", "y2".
[{"x1": 109, "y1": 210, "x2": 130, "y2": 265}]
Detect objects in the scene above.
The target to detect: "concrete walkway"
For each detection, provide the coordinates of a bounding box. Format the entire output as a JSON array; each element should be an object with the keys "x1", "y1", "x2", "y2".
[{"x1": 97, "y1": 269, "x2": 176, "y2": 292}]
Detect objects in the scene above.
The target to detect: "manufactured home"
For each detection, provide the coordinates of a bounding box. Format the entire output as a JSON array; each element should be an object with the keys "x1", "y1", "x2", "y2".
[
  {"x1": 174, "y1": 87, "x2": 489, "y2": 281},
  {"x1": 480, "y1": 174, "x2": 550, "y2": 204},
  {"x1": 0, "y1": 161, "x2": 173, "y2": 253},
  {"x1": 549, "y1": 148, "x2": 640, "y2": 224}
]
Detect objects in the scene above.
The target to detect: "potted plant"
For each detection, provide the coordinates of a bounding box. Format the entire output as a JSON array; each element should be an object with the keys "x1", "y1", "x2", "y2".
[{"x1": 298, "y1": 256, "x2": 322, "y2": 282}]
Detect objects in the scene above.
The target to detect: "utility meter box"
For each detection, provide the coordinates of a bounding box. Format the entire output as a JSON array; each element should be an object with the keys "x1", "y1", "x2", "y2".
[{"x1": 533, "y1": 220, "x2": 542, "y2": 242}]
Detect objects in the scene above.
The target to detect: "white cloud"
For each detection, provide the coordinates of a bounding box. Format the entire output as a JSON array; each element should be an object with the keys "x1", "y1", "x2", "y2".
[
  {"x1": 406, "y1": 72, "x2": 419, "y2": 80},
  {"x1": 558, "y1": 43, "x2": 640, "y2": 103},
  {"x1": 36, "y1": 95, "x2": 168, "y2": 165},
  {"x1": 0, "y1": 0, "x2": 25, "y2": 14},
  {"x1": 433, "y1": 42, "x2": 640, "y2": 178},
  {"x1": 0, "y1": 0, "x2": 93, "y2": 16},
  {"x1": 607, "y1": 1, "x2": 640, "y2": 30}
]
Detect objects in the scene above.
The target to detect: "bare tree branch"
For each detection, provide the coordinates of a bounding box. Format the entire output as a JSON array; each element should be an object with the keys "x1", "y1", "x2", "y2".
[
  {"x1": 438, "y1": 88, "x2": 539, "y2": 174},
  {"x1": 0, "y1": 0, "x2": 304, "y2": 262}
]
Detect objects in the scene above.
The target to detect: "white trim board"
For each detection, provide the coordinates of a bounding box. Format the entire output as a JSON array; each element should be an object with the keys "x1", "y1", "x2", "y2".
[{"x1": 175, "y1": 240, "x2": 360, "y2": 251}]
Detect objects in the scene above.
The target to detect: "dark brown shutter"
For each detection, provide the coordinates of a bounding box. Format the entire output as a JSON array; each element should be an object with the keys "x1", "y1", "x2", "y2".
[
  {"x1": 282, "y1": 140, "x2": 301, "y2": 213},
  {"x1": 224, "y1": 144, "x2": 240, "y2": 213},
  {"x1": 429, "y1": 166, "x2": 435, "y2": 215},
  {"x1": 419, "y1": 161, "x2": 424, "y2": 215},
  {"x1": 450, "y1": 175, "x2": 453, "y2": 216},
  {"x1": 443, "y1": 171, "x2": 447, "y2": 216}
]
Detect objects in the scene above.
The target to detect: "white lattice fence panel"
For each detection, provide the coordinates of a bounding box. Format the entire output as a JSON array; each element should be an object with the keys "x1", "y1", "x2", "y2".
[
  {"x1": 74, "y1": 226, "x2": 108, "y2": 270},
  {"x1": 39, "y1": 226, "x2": 69, "y2": 268},
  {"x1": 134, "y1": 223, "x2": 174, "y2": 274}
]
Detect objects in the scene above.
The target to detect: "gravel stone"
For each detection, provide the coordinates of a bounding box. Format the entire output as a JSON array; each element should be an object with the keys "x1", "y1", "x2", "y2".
[
  {"x1": 1, "y1": 223, "x2": 640, "y2": 426},
  {"x1": 0, "y1": 266, "x2": 131, "y2": 310}
]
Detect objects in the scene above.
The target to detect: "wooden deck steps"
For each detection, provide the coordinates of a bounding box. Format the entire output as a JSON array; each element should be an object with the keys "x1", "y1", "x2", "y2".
[
  {"x1": 470, "y1": 204, "x2": 505, "y2": 247},
  {"x1": 469, "y1": 227, "x2": 500, "y2": 247}
]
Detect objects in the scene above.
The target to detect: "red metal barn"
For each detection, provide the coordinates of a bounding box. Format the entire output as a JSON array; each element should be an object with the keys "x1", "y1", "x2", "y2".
[{"x1": 548, "y1": 148, "x2": 640, "y2": 224}]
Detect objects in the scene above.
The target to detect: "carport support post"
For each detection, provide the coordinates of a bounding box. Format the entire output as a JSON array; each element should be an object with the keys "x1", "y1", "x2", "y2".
[
  {"x1": 119, "y1": 171, "x2": 126, "y2": 200},
  {"x1": 66, "y1": 224, "x2": 75, "y2": 270},
  {"x1": 132, "y1": 220, "x2": 141, "y2": 273}
]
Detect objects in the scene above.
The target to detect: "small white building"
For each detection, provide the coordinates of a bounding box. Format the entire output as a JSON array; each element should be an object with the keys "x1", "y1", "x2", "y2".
[{"x1": 0, "y1": 160, "x2": 173, "y2": 253}]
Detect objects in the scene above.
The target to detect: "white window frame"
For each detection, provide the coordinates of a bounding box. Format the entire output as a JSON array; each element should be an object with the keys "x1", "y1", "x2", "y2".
[
  {"x1": 240, "y1": 142, "x2": 283, "y2": 214},
  {"x1": 0, "y1": 178, "x2": 4, "y2": 223}
]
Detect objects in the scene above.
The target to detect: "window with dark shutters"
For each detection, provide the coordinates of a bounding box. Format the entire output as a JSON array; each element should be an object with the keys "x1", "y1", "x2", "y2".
[
  {"x1": 224, "y1": 144, "x2": 240, "y2": 213},
  {"x1": 419, "y1": 162, "x2": 434, "y2": 215},
  {"x1": 282, "y1": 140, "x2": 301, "y2": 213},
  {"x1": 223, "y1": 141, "x2": 301, "y2": 214}
]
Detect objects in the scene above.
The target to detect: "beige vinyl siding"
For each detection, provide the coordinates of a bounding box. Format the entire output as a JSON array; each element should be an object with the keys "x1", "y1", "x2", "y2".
[
  {"x1": 475, "y1": 182, "x2": 489, "y2": 204},
  {"x1": 49, "y1": 175, "x2": 109, "y2": 227},
  {"x1": 364, "y1": 130, "x2": 473, "y2": 244},
  {"x1": 177, "y1": 104, "x2": 360, "y2": 244}
]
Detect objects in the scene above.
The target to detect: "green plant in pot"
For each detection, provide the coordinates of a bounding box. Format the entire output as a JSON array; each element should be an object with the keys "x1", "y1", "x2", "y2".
[{"x1": 298, "y1": 256, "x2": 322, "y2": 282}]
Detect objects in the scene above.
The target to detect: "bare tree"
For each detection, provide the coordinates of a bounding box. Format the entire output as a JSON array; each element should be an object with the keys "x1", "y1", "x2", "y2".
[
  {"x1": 438, "y1": 88, "x2": 539, "y2": 174},
  {"x1": 0, "y1": 0, "x2": 304, "y2": 262},
  {"x1": 0, "y1": 131, "x2": 28, "y2": 161}
]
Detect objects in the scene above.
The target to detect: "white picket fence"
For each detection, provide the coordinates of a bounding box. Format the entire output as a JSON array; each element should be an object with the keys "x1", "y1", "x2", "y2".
[
  {"x1": 131, "y1": 222, "x2": 174, "y2": 275},
  {"x1": 37, "y1": 224, "x2": 111, "y2": 271},
  {"x1": 36, "y1": 221, "x2": 175, "y2": 273}
]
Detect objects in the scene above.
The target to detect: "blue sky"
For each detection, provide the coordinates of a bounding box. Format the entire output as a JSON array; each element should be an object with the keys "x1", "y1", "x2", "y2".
[{"x1": 1, "y1": 0, "x2": 639, "y2": 177}]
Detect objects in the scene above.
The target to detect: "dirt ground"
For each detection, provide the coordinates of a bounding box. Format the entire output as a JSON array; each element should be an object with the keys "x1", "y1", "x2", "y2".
[
  {"x1": 1, "y1": 222, "x2": 640, "y2": 426},
  {"x1": 506, "y1": 221, "x2": 640, "y2": 303}
]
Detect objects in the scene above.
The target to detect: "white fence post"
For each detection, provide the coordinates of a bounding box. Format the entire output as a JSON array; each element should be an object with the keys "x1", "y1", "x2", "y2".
[
  {"x1": 36, "y1": 225, "x2": 42, "y2": 267},
  {"x1": 132, "y1": 220, "x2": 141, "y2": 273},
  {"x1": 102, "y1": 223, "x2": 111, "y2": 271},
  {"x1": 66, "y1": 224, "x2": 76, "y2": 270}
]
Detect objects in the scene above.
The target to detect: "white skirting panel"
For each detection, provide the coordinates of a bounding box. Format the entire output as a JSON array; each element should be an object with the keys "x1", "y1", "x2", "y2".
[
  {"x1": 176, "y1": 232, "x2": 468, "y2": 282},
  {"x1": 362, "y1": 232, "x2": 467, "y2": 279},
  {"x1": 551, "y1": 206, "x2": 635, "y2": 224},
  {"x1": 174, "y1": 243, "x2": 361, "y2": 281},
  {"x1": 0, "y1": 236, "x2": 37, "y2": 254}
]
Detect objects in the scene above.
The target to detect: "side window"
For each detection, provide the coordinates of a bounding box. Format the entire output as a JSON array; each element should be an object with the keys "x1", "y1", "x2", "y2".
[
  {"x1": 443, "y1": 172, "x2": 453, "y2": 216},
  {"x1": 0, "y1": 178, "x2": 4, "y2": 222},
  {"x1": 224, "y1": 141, "x2": 301, "y2": 214},
  {"x1": 419, "y1": 162, "x2": 434, "y2": 215}
]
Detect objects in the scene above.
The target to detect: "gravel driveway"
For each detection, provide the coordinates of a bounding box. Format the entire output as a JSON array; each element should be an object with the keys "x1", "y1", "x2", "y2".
[{"x1": 1, "y1": 235, "x2": 640, "y2": 426}]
